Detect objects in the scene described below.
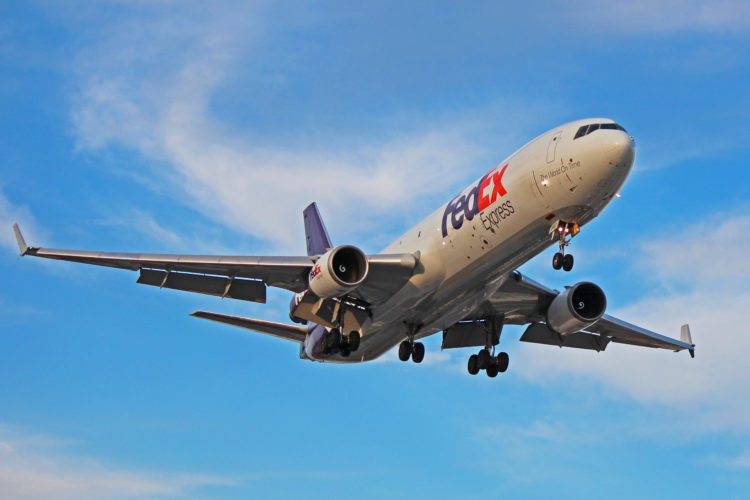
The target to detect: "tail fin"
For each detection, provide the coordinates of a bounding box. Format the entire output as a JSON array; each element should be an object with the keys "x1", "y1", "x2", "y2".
[{"x1": 303, "y1": 202, "x2": 333, "y2": 256}]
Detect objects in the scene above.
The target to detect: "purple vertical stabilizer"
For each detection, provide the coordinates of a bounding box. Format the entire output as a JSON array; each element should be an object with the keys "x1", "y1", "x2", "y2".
[{"x1": 303, "y1": 202, "x2": 333, "y2": 256}]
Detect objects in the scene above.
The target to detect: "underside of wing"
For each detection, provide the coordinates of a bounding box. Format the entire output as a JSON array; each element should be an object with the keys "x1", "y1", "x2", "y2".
[
  {"x1": 457, "y1": 271, "x2": 694, "y2": 355},
  {"x1": 191, "y1": 311, "x2": 308, "y2": 343},
  {"x1": 14, "y1": 224, "x2": 418, "y2": 306}
]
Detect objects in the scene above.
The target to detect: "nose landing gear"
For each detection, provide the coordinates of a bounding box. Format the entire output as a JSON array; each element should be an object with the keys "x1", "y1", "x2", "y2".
[{"x1": 552, "y1": 220, "x2": 578, "y2": 272}]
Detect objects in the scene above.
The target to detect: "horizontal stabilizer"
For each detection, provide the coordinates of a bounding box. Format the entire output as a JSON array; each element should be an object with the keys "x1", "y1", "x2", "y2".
[{"x1": 191, "y1": 310, "x2": 307, "y2": 343}]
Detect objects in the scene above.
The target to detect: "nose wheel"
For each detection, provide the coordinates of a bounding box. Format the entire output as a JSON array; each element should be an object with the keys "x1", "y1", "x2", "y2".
[{"x1": 551, "y1": 220, "x2": 578, "y2": 272}]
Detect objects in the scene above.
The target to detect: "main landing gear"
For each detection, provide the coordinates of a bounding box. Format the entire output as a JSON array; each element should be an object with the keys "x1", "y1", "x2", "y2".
[
  {"x1": 467, "y1": 349, "x2": 509, "y2": 378},
  {"x1": 398, "y1": 339, "x2": 425, "y2": 363},
  {"x1": 552, "y1": 220, "x2": 579, "y2": 272},
  {"x1": 466, "y1": 316, "x2": 509, "y2": 378},
  {"x1": 398, "y1": 323, "x2": 425, "y2": 363},
  {"x1": 323, "y1": 328, "x2": 361, "y2": 357}
]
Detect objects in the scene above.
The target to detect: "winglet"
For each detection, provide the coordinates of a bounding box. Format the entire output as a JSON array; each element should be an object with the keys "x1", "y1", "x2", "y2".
[
  {"x1": 681, "y1": 324, "x2": 695, "y2": 358},
  {"x1": 12, "y1": 223, "x2": 31, "y2": 256}
]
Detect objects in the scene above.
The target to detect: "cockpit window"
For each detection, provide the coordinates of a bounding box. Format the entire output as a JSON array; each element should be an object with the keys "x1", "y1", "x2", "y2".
[{"x1": 573, "y1": 122, "x2": 627, "y2": 139}]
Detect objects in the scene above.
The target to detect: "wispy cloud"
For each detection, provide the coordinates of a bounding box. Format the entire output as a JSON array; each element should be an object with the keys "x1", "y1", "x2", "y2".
[
  {"x1": 0, "y1": 424, "x2": 234, "y2": 499},
  {"x1": 517, "y1": 211, "x2": 750, "y2": 431},
  {"x1": 62, "y1": 3, "x2": 549, "y2": 252}
]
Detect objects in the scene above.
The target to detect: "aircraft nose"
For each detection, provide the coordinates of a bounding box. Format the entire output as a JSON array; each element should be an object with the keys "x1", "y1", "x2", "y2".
[{"x1": 607, "y1": 131, "x2": 636, "y2": 168}]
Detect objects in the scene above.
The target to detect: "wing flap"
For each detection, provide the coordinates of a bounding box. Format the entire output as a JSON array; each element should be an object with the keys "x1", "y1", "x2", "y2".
[
  {"x1": 137, "y1": 269, "x2": 266, "y2": 303},
  {"x1": 191, "y1": 311, "x2": 307, "y2": 343}
]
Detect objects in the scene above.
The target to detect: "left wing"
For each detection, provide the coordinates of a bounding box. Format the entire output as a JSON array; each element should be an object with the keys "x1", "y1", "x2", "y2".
[
  {"x1": 475, "y1": 270, "x2": 695, "y2": 355},
  {"x1": 12, "y1": 224, "x2": 416, "y2": 305}
]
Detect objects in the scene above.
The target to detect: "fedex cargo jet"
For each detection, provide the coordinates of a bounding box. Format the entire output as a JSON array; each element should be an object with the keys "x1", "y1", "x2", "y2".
[{"x1": 13, "y1": 118, "x2": 694, "y2": 378}]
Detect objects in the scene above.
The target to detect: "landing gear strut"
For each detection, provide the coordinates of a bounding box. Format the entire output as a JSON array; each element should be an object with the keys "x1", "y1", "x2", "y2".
[
  {"x1": 466, "y1": 316, "x2": 509, "y2": 378},
  {"x1": 552, "y1": 220, "x2": 578, "y2": 272}
]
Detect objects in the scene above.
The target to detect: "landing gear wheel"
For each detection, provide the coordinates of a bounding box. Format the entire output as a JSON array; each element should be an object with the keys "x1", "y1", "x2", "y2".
[
  {"x1": 478, "y1": 349, "x2": 491, "y2": 370},
  {"x1": 340, "y1": 345, "x2": 351, "y2": 357},
  {"x1": 486, "y1": 363, "x2": 499, "y2": 378},
  {"x1": 327, "y1": 328, "x2": 340, "y2": 350},
  {"x1": 552, "y1": 252, "x2": 564, "y2": 270},
  {"x1": 497, "y1": 352, "x2": 509, "y2": 372},
  {"x1": 348, "y1": 331, "x2": 361, "y2": 352},
  {"x1": 468, "y1": 354, "x2": 479, "y2": 375},
  {"x1": 412, "y1": 342, "x2": 425, "y2": 363},
  {"x1": 562, "y1": 253, "x2": 574, "y2": 272},
  {"x1": 398, "y1": 340, "x2": 412, "y2": 362}
]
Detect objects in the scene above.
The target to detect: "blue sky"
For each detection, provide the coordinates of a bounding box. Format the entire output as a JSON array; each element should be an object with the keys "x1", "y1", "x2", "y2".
[{"x1": 2, "y1": 1, "x2": 750, "y2": 498}]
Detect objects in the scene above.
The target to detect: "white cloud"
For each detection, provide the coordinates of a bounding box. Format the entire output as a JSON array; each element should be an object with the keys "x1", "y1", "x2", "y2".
[
  {"x1": 0, "y1": 425, "x2": 234, "y2": 499},
  {"x1": 517, "y1": 212, "x2": 750, "y2": 431},
  {"x1": 569, "y1": 0, "x2": 750, "y2": 34},
  {"x1": 63, "y1": 3, "x2": 549, "y2": 251}
]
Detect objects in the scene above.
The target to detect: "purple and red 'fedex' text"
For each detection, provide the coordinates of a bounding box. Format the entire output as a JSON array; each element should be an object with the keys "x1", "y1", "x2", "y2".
[{"x1": 442, "y1": 164, "x2": 510, "y2": 237}]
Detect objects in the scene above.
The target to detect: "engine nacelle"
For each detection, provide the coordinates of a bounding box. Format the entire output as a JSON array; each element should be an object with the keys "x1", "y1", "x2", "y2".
[
  {"x1": 308, "y1": 245, "x2": 369, "y2": 299},
  {"x1": 546, "y1": 282, "x2": 607, "y2": 336}
]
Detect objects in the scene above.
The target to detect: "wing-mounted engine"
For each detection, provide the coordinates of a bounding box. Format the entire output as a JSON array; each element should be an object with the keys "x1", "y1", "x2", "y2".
[
  {"x1": 546, "y1": 282, "x2": 607, "y2": 335},
  {"x1": 308, "y1": 245, "x2": 369, "y2": 298}
]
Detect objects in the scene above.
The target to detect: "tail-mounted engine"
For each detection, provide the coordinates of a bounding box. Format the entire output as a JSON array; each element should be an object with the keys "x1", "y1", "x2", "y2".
[
  {"x1": 546, "y1": 282, "x2": 607, "y2": 335},
  {"x1": 308, "y1": 245, "x2": 369, "y2": 299}
]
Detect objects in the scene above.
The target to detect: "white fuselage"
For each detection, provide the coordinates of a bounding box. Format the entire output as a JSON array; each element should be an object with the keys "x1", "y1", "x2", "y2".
[{"x1": 306, "y1": 118, "x2": 636, "y2": 362}]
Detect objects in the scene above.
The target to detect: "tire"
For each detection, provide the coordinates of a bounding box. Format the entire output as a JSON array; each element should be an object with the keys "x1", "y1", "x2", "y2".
[
  {"x1": 497, "y1": 352, "x2": 509, "y2": 372},
  {"x1": 398, "y1": 341, "x2": 412, "y2": 361},
  {"x1": 327, "y1": 329, "x2": 340, "y2": 349},
  {"x1": 562, "y1": 253, "x2": 574, "y2": 272},
  {"x1": 349, "y1": 331, "x2": 361, "y2": 352},
  {"x1": 340, "y1": 345, "x2": 351, "y2": 357},
  {"x1": 478, "y1": 349, "x2": 490, "y2": 370},
  {"x1": 486, "y1": 363, "x2": 499, "y2": 378},
  {"x1": 552, "y1": 252, "x2": 564, "y2": 270},
  {"x1": 468, "y1": 354, "x2": 479, "y2": 375},
  {"x1": 412, "y1": 342, "x2": 425, "y2": 363}
]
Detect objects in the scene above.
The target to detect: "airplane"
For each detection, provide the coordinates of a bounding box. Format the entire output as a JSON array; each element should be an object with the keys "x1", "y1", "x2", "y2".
[{"x1": 12, "y1": 118, "x2": 695, "y2": 378}]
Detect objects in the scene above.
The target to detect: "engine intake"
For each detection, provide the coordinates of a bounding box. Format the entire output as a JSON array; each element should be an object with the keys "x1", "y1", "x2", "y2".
[
  {"x1": 546, "y1": 282, "x2": 607, "y2": 336},
  {"x1": 308, "y1": 245, "x2": 369, "y2": 298}
]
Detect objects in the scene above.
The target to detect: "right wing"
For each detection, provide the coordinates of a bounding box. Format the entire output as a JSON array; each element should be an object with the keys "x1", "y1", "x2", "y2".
[
  {"x1": 459, "y1": 270, "x2": 694, "y2": 355},
  {"x1": 13, "y1": 224, "x2": 417, "y2": 305}
]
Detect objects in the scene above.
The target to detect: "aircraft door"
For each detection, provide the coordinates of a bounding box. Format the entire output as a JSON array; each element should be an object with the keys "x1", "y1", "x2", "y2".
[{"x1": 546, "y1": 131, "x2": 562, "y2": 163}]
